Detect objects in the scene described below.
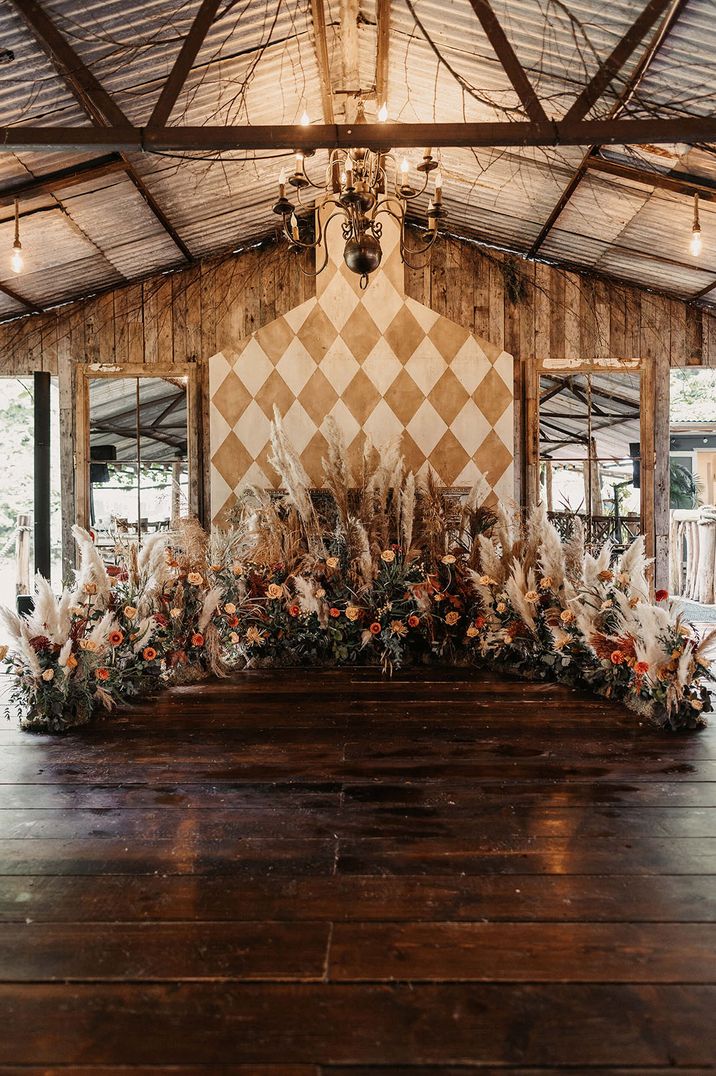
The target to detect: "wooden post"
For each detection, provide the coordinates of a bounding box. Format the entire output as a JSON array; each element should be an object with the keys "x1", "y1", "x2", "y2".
[{"x1": 15, "y1": 513, "x2": 30, "y2": 595}]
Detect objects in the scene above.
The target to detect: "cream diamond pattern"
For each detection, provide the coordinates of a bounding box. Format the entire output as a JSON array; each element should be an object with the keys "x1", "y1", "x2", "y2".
[{"x1": 209, "y1": 199, "x2": 514, "y2": 524}]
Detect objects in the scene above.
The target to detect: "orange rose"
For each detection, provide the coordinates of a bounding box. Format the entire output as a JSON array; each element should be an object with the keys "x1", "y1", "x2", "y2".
[
  {"x1": 108, "y1": 630, "x2": 124, "y2": 647},
  {"x1": 191, "y1": 633, "x2": 205, "y2": 647},
  {"x1": 227, "y1": 615, "x2": 239, "y2": 628},
  {"x1": 329, "y1": 607, "x2": 341, "y2": 618},
  {"x1": 66, "y1": 653, "x2": 78, "y2": 669},
  {"x1": 635, "y1": 661, "x2": 649, "y2": 674},
  {"x1": 369, "y1": 622, "x2": 382, "y2": 635},
  {"x1": 96, "y1": 667, "x2": 110, "y2": 681},
  {"x1": 407, "y1": 614, "x2": 420, "y2": 628},
  {"x1": 143, "y1": 646, "x2": 157, "y2": 661},
  {"x1": 289, "y1": 605, "x2": 300, "y2": 617}
]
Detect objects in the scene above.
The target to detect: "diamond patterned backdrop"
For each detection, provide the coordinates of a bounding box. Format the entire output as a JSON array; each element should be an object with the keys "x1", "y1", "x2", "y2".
[{"x1": 210, "y1": 208, "x2": 513, "y2": 525}]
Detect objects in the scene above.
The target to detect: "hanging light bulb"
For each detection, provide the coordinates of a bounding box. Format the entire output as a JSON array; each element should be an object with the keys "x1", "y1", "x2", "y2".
[
  {"x1": 691, "y1": 193, "x2": 702, "y2": 256},
  {"x1": 300, "y1": 109, "x2": 310, "y2": 126},
  {"x1": 378, "y1": 102, "x2": 388, "y2": 122},
  {"x1": 10, "y1": 199, "x2": 22, "y2": 274}
]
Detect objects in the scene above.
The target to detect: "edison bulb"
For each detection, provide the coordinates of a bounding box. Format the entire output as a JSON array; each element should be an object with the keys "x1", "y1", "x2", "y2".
[
  {"x1": 400, "y1": 157, "x2": 409, "y2": 175},
  {"x1": 378, "y1": 103, "x2": 388, "y2": 121},
  {"x1": 300, "y1": 110, "x2": 310, "y2": 126},
  {"x1": 691, "y1": 228, "x2": 702, "y2": 257},
  {"x1": 10, "y1": 246, "x2": 23, "y2": 274}
]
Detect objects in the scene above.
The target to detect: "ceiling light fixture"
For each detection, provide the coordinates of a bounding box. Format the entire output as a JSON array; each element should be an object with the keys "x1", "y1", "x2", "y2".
[
  {"x1": 273, "y1": 101, "x2": 446, "y2": 288},
  {"x1": 10, "y1": 199, "x2": 23, "y2": 274},
  {"x1": 690, "y1": 193, "x2": 702, "y2": 257}
]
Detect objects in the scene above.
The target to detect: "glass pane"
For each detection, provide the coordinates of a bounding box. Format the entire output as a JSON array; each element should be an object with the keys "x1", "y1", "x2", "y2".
[
  {"x1": 90, "y1": 462, "x2": 139, "y2": 547},
  {"x1": 89, "y1": 377, "x2": 140, "y2": 464},
  {"x1": 539, "y1": 374, "x2": 590, "y2": 459},
  {"x1": 137, "y1": 377, "x2": 188, "y2": 464},
  {"x1": 588, "y1": 372, "x2": 641, "y2": 461},
  {"x1": 140, "y1": 462, "x2": 189, "y2": 532}
]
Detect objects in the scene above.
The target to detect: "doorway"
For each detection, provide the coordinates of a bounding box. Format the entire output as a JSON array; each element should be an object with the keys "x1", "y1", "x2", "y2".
[{"x1": 0, "y1": 376, "x2": 61, "y2": 610}]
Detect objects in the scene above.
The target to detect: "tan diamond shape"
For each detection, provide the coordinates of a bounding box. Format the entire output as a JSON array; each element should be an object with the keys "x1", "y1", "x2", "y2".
[
  {"x1": 299, "y1": 368, "x2": 339, "y2": 426},
  {"x1": 429, "y1": 368, "x2": 470, "y2": 426},
  {"x1": 297, "y1": 303, "x2": 339, "y2": 362},
  {"x1": 428, "y1": 315, "x2": 470, "y2": 361},
  {"x1": 475, "y1": 366, "x2": 512, "y2": 426},
  {"x1": 400, "y1": 430, "x2": 427, "y2": 477},
  {"x1": 384, "y1": 369, "x2": 425, "y2": 427},
  {"x1": 384, "y1": 304, "x2": 425, "y2": 362},
  {"x1": 301, "y1": 429, "x2": 331, "y2": 484},
  {"x1": 213, "y1": 490, "x2": 239, "y2": 529},
  {"x1": 256, "y1": 369, "x2": 295, "y2": 421},
  {"x1": 212, "y1": 370, "x2": 252, "y2": 428},
  {"x1": 339, "y1": 304, "x2": 381, "y2": 363},
  {"x1": 428, "y1": 429, "x2": 471, "y2": 486},
  {"x1": 382, "y1": 244, "x2": 405, "y2": 295},
  {"x1": 211, "y1": 431, "x2": 253, "y2": 492},
  {"x1": 341, "y1": 369, "x2": 382, "y2": 426},
  {"x1": 254, "y1": 315, "x2": 295, "y2": 363},
  {"x1": 474, "y1": 428, "x2": 513, "y2": 486}
]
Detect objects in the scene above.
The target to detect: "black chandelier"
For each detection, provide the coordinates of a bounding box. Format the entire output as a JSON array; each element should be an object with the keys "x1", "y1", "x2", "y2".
[{"x1": 272, "y1": 105, "x2": 447, "y2": 288}]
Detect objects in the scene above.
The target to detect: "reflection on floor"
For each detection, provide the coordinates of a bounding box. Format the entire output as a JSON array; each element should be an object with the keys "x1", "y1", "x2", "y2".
[{"x1": 676, "y1": 598, "x2": 716, "y2": 625}]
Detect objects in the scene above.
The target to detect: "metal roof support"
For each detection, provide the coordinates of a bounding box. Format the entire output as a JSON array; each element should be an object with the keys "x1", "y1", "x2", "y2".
[
  {"x1": 467, "y1": 0, "x2": 547, "y2": 124},
  {"x1": 0, "y1": 154, "x2": 126, "y2": 208},
  {"x1": 8, "y1": 0, "x2": 193, "y2": 263},
  {"x1": 529, "y1": 0, "x2": 688, "y2": 256},
  {"x1": 148, "y1": 0, "x2": 224, "y2": 128}
]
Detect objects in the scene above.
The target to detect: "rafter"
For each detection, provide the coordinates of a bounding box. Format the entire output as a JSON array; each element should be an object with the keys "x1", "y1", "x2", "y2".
[
  {"x1": 467, "y1": 0, "x2": 547, "y2": 124},
  {"x1": 375, "y1": 0, "x2": 391, "y2": 109},
  {"x1": 588, "y1": 154, "x2": 716, "y2": 202},
  {"x1": 148, "y1": 0, "x2": 223, "y2": 128},
  {"x1": 529, "y1": 0, "x2": 687, "y2": 257},
  {"x1": 0, "y1": 278, "x2": 41, "y2": 314},
  {"x1": 4, "y1": 115, "x2": 716, "y2": 152},
  {"x1": 564, "y1": 0, "x2": 674, "y2": 125},
  {"x1": 310, "y1": 0, "x2": 335, "y2": 124},
  {"x1": 0, "y1": 154, "x2": 126, "y2": 208},
  {"x1": 8, "y1": 0, "x2": 192, "y2": 263}
]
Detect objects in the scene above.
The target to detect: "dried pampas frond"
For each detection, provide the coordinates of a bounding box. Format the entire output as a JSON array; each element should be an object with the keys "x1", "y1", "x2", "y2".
[{"x1": 401, "y1": 471, "x2": 416, "y2": 558}]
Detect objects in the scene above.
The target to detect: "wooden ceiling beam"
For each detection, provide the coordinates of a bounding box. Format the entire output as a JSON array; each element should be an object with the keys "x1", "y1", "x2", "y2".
[
  {"x1": 148, "y1": 0, "x2": 223, "y2": 128},
  {"x1": 587, "y1": 154, "x2": 716, "y2": 202},
  {"x1": 467, "y1": 0, "x2": 547, "y2": 124},
  {"x1": 310, "y1": 0, "x2": 335, "y2": 124},
  {"x1": 0, "y1": 279, "x2": 42, "y2": 314},
  {"x1": 564, "y1": 0, "x2": 674, "y2": 125},
  {"x1": 8, "y1": 0, "x2": 193, "y2": 263},
  {"x1": 529, "y1": 0, "x2": 687, "y2": 256},
  {"x1": 4, "y1": 115, "x2": 716, "y2": 151},
  {"x1": 375, "y1": 0, "x2": 391, "y2": 109},
  {"x1": 0, "y1": 154, "x2": 126, "y2": 208}
]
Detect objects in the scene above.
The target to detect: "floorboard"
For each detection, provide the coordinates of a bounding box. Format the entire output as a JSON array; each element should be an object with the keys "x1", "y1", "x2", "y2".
[{"x1": 0, "y1": 668, "x2": 714, "y2": 1069}]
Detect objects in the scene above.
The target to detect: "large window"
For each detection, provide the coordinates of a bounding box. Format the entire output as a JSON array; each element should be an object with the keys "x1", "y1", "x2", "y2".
[
  {"x1": 538, "y1": 372, "x2": 641, "y2": 548},
  {"x1": 87, "y1": 376, "x2": 190, "y2": 549}
]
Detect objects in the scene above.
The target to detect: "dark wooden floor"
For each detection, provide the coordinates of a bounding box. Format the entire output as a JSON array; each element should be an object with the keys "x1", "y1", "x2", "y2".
[{"x1": 1, "y1": 669, "x2": 716, "y2": 1073}]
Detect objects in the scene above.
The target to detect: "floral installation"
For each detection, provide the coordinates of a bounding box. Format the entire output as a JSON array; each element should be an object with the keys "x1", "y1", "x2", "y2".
[{"x1": 1, "y1": 410, "x2": 713, "y2": 733}]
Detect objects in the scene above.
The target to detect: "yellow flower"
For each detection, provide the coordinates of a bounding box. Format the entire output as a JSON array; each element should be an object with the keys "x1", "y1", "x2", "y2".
[
  {"x1": 245, "y1": 626, "x2": 266, "y2": 646},
  {"x1": 326, "y1": 556, "x2": 339, "y2": 569},
  {"x1": 79, "y1": 639, "x2": 98, "y2": 652},
  {"x1": 232, "y1": 563, "x2": 245, "y2": 576},
  {"x1": 692, "y1": 698, "x2": 704, "y2": 711},
  {"x1": 170, "y1": 607, "x2": 182, "y2": 619},
  {"x1": 0, "y1": 645, "x2": 7, "y2": 662},
  {"x1": 442, "y1": 554, "x2": 456, "y2": 565},
  {"x1": 479, "y1": 575, "x2": 492, "y2": 586},
  {"x1": 434, "y1": 593, "x2": 445, "y2": 602},
  {"x1": 224, "y1": 603, "x2": 236, "y2": 615},
  {"x1": 597, "y1": 569, "x2": 614, "y2": 582},
  {"x1": 187, "y1": 572, "x2": 203, "y2": 586},
  {"x1": 124, "y1": 606, "x2": 138, "y2": 621},
  {"x1": 445, "y1": 611, "x2": 460, "y2": 625},
  {"x1": 41, "y1": 668, "x2": 54, "y2": 682},
  {"x1": 210, "y1": 564, "x2": 222, "y2": 572},
  {"x1": 69, "y1": 605, "x2": 84, "y2": 617},
  {"x1": 83, "y1": 582, "x2": 97, "y2": 596},
  {"x1": 345, "y1": 606, "x2": 361, "y2": 622},
  {"x1": 524, "y1": 590, "x2": 539, "y2": 603},
  {"x1": 229, "y1": 631, "x2": 240, "y2": 644},
  {"x1": 466, "y1": 626, "x2": 479, "y2": 638},
  {"x1": 316, "y1": 588, "x2": 326, "y2": 599},
  {"x1": 266, "y1": 583, "x2": 283, "y2": 600},
  {"x1": 381, "y1": 549, "x2": 396, "y2": 563},
  {"x1": 496, "y1": 601, "x2": 507, "y2": 614},
  {"x1": 66, "y1": 653, "x2": 78, "y2": 669},
  {"x1": 553, "y1": 631, "x2": 570, "y2": 651},
  {"x1": 560, "y1": 609, "x2": 575, "y2": 624},
  {"x1": 539, "y1": 576, "x2": 553, "y2": 590},
  {"x1": 389, "y1": 619, "x2": 407, "y2": 636}
]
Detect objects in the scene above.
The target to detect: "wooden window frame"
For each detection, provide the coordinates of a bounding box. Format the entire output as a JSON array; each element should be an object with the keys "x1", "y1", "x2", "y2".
[{"x1": 75, "y1": 363, "x2": 201, "y2": 533}]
